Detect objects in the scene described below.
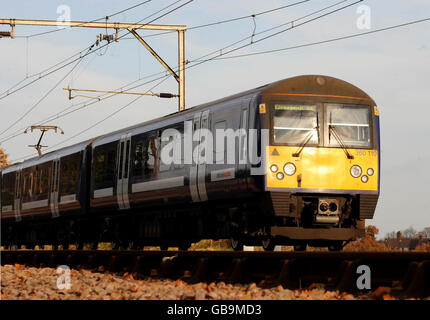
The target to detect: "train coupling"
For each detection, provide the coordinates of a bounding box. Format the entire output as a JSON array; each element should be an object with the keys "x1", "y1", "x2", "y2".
[{"x1": 315, "y1": 199, "x2": 340, "y2": 224}]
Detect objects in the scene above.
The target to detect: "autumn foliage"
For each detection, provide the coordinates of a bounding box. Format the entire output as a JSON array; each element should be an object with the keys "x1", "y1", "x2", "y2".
[
  {"x1": 344, "y1": 225, "x2": 389, "y2": 251},
  {"x1": 414, "y1": 242, "x2": 430, "y2": 252},
  {"x1": 0, "y1": 145, "x2": 10, "y2": 168}
]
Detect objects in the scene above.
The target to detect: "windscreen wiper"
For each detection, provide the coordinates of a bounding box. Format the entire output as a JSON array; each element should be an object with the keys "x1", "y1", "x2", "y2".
[
  {"x1": 329, "y1": 124, "x2": 354, "y2": 159},
  {"x1": 292, "y1": 125, "x2": 319, "y2": 157}
]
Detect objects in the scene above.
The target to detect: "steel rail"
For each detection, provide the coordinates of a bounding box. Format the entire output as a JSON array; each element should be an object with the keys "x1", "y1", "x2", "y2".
[{"x1": 1, "y1": 250, "x2": 429, "y2": 298}]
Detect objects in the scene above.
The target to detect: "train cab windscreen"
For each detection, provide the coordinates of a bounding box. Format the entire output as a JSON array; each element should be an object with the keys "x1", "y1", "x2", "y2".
[
  {"x1": 272, "y1": 104, "x2": 319, "y2": 145},
  {"x1": 326, "y1": 104, "x2": 371, "y2": 148}
]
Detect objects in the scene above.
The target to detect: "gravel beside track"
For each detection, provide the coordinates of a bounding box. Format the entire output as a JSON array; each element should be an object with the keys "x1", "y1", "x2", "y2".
[{"x1": 2, "y1": 264, "x2": 426, "y2": 300}]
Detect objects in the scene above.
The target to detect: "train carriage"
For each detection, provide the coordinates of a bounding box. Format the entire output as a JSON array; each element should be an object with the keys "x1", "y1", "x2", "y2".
[
  {"x1": 1, "y1": 142, "x2": 91, "y2": 247},
  {"x1": 1, "y1": 75, "x2": 380, "y2": 251}
]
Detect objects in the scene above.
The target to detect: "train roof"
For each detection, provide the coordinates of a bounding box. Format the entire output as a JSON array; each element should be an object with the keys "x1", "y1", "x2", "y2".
[
  {"x1": 92, "y1": 75, "x2": 375, "y2": 145},
  {"x1": 1, "y1": 75, "x2": 375, "y2": 172}
]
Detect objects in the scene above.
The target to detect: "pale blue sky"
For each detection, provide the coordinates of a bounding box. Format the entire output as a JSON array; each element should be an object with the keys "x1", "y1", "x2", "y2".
[{"x1": 1, "y1": 0, "x2": 429, "y2": 238}]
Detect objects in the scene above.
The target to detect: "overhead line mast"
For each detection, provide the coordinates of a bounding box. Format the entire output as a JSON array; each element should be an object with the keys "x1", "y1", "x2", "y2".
[{"x1": 0, "y1": 18, "x2": 187, "y2": 111}]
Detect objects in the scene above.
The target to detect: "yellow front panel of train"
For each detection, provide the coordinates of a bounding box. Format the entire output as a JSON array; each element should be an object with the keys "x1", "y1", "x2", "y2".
[{"x1": 266, "y1": 146, "x2": 378, "y2": 192}]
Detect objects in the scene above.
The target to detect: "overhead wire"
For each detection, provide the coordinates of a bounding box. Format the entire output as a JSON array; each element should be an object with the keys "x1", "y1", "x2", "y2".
[
  {"x1": 46, "y1": 75, "x2": 171, "y2": 151},
  {"x1": 0, "y1": 0, "x2": 154, "y2": 97},
  {"x1": 212, "y1": 17, "x2": 430, "y2": 60},
  {"x1": 0, "y1": 0, "x2": 194, "y2": 137},
  {"x1": 0, "y1": 0, "x2": 311, "y2": 97},
  {"x1": 187, "y1": 0, "x2": 357, "y2": 64},
  {"x1": 0, "y1": 72, "x2": 167, "y2": 144},
  {"x1": 0, "y1": 0, "x2": 188, "y2": 100},
  {"x1": 15, "y1": 0, "x2": 153, "y2": 38},
  {"x1": 8, "y1": 2, "x2": 428, "y2": 162},
  {"x1": 123, "y1": 0, "x2": 314, "y2": 39},
  {"x1": 0, "y1": 45, "x2": 94, "y2": 137},
  {"x1": 9, "y1": 75, "x2": 171, "y2": 163},
  {"x1": 0, "y1": 0, "x2": 353, "y2": 145},
  {"x1": 1, "y1": 0, "x2": 194, "y2": 151}
]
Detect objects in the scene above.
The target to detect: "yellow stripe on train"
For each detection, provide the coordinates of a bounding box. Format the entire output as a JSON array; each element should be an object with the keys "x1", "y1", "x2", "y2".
[{"x1": 266, "y1": 146, "x2": 378, "y2": 192}]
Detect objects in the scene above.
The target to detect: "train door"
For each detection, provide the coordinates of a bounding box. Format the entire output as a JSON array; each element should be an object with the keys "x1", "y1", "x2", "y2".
[
  {"x1": 50, "y1": 158, "x2": 60, "y2": 218},
  {"x1": 197, "y1": 110, "x2": 210, "y2": 201},
  {"x1": 189, "y1": 111, "x2": 210, "y2": 202},
  {"x1": 189, "y1": 113, "x2": 201, "y2": 202},
  {"x1": 238, "y1": 102, "x2": 249, "y2": 179},
  {"x1": 116, "y1": 134, "x2": 131, "y2": 210},
  {"x1": 14, "y1": 170, "x2": 22, "y2": 222}
]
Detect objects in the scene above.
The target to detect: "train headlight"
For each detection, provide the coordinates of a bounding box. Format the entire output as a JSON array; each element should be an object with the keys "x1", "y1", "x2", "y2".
[
  {"x1": 361, "y1": 175, "x2": 369, "y2": 183},
  {"x1": 350, "y1": 165, "x2": 362, "y2": 178},
  {"x1": 276, "y1": 172, "x2": 284, "y2": 180},
  {"x1": 367, "y1": 168, "x2": 374, "y2": 176},
  {"x1": 283, "y1": 162, "x2": 296, "y2": 176},
  {"x1": 270, "y1": 164, "x2": 278, "y2": 173}
]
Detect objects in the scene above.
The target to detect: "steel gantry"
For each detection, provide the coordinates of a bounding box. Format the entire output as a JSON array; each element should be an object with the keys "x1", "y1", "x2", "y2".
[{"x1": 0, "y1": 19, "x2": 187, "y2": 111}]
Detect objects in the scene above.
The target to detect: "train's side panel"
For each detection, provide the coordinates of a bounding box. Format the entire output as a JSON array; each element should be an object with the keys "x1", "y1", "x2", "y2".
[
  {"x1": 1, "y1": 146, "x2": 89, "y2": 224},
  {"x1": 129, "y1": 122, "x2": 191, "y2": 209},
  {"x1": 89, "y1": 95, "x2": 261, "y2": 214},
  {"x1": 204, "y1": 100, "x2": 241, "y2": 200}
]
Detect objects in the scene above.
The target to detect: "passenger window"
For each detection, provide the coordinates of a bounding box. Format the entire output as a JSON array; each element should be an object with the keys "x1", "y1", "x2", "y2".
[
  {"x1": 132, "y1": 132, "x2": 159, "y2": 181},
  {"x1": 118, "y1": 142, "x2": 124, "y2": 179},
  {"x1": 214, "y1": 120, "x2": 227, "y2": 164},
  {"x1": 29, "y1": 172, "x2": 34, "y2": 198},
  {"x1": 60, "y1": 153, "x2": 81, "y2": 196},
  {"x1": 41, "y1": 166, "x2": 50, "y2": 196},
  {"x1": 1, "y1": 173, "x2": 15, "y2": 207},
  {"x1": 124, "y1": 140, "x2": 130, "y2": 179},
  {"x1": 240, "y1": 109, "x2": 248, "y2": 162},
  {"x1": 22, "y1": 171, "x2": 33, "y2": 202},
  {"x1": 94, "y1": 142, "x2": 117, "y2": 190},
  {"x1": 160, "y1": 124, "x2": 184, "y2": 172},
  {"x1": 147, "y1": 137, "x2": 158, "y2": 176}
]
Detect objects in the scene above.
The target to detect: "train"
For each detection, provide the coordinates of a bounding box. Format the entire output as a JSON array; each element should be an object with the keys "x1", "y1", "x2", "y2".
[{"x1": 0, "y1": 75, "x2": 380, "y2": 251}]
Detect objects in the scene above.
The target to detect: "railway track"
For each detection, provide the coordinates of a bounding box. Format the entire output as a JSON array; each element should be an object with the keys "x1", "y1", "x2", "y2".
[{"x1": 1, "y1": 250, "x2": 429, "y2": 298}]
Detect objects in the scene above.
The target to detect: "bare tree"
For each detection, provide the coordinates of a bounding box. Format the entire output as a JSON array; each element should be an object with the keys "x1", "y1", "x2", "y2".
[
  {"x1": 421, "y1": 227, "x2": 430, "y2": 239},
  {"x1": 385, "y1": 231, "x2": 396, "y2": 240},
  {"x1": 402, "y1": 226, "x2": 418, "y2": 239}
]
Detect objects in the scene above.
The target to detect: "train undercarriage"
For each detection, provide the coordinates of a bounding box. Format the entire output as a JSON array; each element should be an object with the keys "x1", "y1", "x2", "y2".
[{"x1": 1, "y1": 193, "x2": 364, "y2": 252}]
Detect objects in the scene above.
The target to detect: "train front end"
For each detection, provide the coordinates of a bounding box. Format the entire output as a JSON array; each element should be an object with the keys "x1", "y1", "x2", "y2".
[{"x1": 260, "y1": 75, "x2": 380, "y2": 249}]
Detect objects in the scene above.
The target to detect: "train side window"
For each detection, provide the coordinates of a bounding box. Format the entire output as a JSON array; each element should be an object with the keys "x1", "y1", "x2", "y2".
[
  {"x1": 40, "y1": 165, "x2": 50, "y2": 196},
  {"x1": 22, "y1": 171, "x2": 32, "y2": 202},
  {"x1": 31, "y1": 165, "x2": 49, "y2": 200},
  {"x1": 160, "y1": 123, "x2": 184, "y2": 172},
  {"x1": 1, "y1": 172, "x2": 15, "y2": 208},
  {"x1": 147, "y1": 136, "x2": 159, "y2": 176},
  {"x1": 214, "y1": 120, "x2": 227, "y2": 164},
  {"x1": 22, "y1": 173, "x2": 27, "y2": 200},
  {"x1": 94, "y1": 142, "x2": 117, "y2": 190},
  {"x1": 124, "y1": 140, "x2": 130, "y2": 179},
  {"x1": 240, "y1": 109, "x2": 248, "y2": 163},
  {"x1": 133, "y1": 139, "x2": 147, "y2": 178},
  {"x1": 132, "y1": 132, "x2": 159, "y2": 181},
  {"x1": 60, "y1": 152, "x2": 81, "y2": 196},
  {"x1": 29, "y1": 172, "x2": 34, "y2": 198},
  {"x1": 118, "y1": 142, "x2": 124, "y2": 179}
]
